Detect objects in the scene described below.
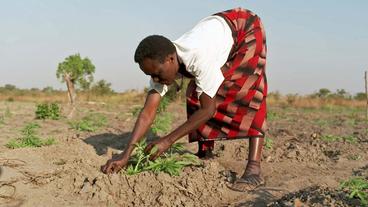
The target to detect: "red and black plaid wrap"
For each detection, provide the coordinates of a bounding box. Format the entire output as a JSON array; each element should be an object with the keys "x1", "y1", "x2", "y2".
[{"x1": 186, "y1": 8, "x2": 268, "y2": 143}]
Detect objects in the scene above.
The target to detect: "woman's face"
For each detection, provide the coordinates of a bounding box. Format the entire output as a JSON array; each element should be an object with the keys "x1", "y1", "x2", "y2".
[{"x1": 139, "y1": 53, "x2": 179, "y2": 85}]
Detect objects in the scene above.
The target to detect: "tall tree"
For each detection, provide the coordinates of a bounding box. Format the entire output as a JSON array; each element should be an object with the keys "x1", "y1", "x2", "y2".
[{"x1": 56, "y1": 54, "x2": 95, "y2": 116}]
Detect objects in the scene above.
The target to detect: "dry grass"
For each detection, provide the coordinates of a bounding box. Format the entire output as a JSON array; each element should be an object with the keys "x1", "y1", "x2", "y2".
[
  {"x1": 0, "y1": 90, "x2": 365, "y2": 110},
  {"x1": 0, "y1": 90, "x2": 146, "y2": 105},
  {"x1": 267, "y1": 95, "x2": 365, "y2": 108}
]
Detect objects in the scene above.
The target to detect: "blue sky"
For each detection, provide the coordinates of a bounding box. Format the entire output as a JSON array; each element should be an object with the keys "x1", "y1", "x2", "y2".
[{"x1": 1, "y1": 0, "x2": 367, "y2": 95}]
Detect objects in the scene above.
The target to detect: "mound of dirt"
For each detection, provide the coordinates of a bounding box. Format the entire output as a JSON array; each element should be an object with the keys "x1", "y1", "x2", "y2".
[{"x1": 267, "y1": 186, "x2": 361, "y2": 207}]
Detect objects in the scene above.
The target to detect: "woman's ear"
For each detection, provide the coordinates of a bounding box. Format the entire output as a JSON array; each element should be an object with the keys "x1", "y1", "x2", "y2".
[{"x1": 167, "y1": 53, "x2": 176, "y2": 63}]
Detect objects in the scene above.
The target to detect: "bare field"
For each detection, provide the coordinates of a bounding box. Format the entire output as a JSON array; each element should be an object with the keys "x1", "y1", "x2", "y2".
[{"x1": 0, "y1": 98, "x2": 367, "y2": 206}]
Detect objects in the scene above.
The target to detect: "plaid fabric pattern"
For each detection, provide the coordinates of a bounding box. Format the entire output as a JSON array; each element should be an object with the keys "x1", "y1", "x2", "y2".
[{"x1": 187, "y1": 8, "x2": 268, "y2": 143}]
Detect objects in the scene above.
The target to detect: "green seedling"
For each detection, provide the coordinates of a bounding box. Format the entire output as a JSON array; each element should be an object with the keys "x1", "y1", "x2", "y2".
[
  {"x1": 321, "y1": 135, "x2": 341, "y2": 142},
  {"x1": 340, "y1": 177, "x2": 368, "y2": 206},
  {"x1": 68, "y1": 113, "x2": 107, "y2": 132},
  {"x1": 320, "y1": 135, "x2": 358, "y2": 144},
  {"x1": 126, "y1": 139, "x2": 201, "y2": 176},
  {"x1": 343, "y1": 135, "x2": 358, "y2": 144},
  {"x1": 264, "y1": 137, "x2": 273, "y2": 150},
  {"x1": 267, "y1": 111, "x2": 280, "y2": 121},
  {"x1": 157, "y1": 96, "x2": 170, "y2": 114},
  {"x1": 151, "y1": 112, "x2": 172, "y2": 134},
  {"x1": 6, "y1": 122, "x2": 55, "y2": 149}
]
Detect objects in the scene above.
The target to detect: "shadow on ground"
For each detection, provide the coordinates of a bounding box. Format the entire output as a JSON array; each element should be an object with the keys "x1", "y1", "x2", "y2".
[{"x1": 84, "y1": 131, "x2": 159, "y2": 155}]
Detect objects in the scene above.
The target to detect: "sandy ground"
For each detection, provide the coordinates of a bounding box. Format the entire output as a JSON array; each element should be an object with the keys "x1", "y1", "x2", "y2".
[{"x1": 0, "y1": 100, "x2": 367, "y2": 206}]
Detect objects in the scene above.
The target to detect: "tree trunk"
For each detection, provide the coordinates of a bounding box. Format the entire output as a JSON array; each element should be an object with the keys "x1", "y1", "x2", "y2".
[{"x1": 64, "y1": 73, "x2": 76, "y2": 118}]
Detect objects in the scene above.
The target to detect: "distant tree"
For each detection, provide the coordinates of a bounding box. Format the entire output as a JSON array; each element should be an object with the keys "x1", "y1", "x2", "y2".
[
  {"x1": 316, "y1": 88, "x2": 331, "y2": 98},
  {"x1": 354, "y1": 92, "x2": 366, "y2": 101},
  {"x1": 335, "y1": 89, "x2": 350, "y2": 99},
  {"x1": 56, "y1": 54, "x2": 95, "y2": 106},
  {"x1": 4, "y1": 84, "x2": 17, "y2": 91},
  {"x1": 30, "y1": 88, "x2": 40, "y2": 92},
  {"x1": 91, "y1": 80, "x2": 115, "y2": 95},
  {"x1": 42, "y1": 86, "x2": 55, "y2": 93}
]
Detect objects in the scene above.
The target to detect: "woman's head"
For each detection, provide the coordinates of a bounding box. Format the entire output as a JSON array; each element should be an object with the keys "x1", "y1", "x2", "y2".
[{"x1": 134, "y1": 35, "x2": 179, "y2": 85}]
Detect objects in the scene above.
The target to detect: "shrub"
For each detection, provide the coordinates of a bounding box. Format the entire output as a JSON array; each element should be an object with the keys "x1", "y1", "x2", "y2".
[
  {"x1": 35, "y1": 103, "x2": 61, "y2": 120},
  {"x1": 90, "y1": 79, "x2": 115, "y2": 95}
]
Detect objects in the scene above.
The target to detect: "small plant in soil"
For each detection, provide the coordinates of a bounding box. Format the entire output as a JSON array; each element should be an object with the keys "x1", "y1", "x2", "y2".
[
  {"x1": 320, "y1": 134, "x2": 358, "y2": 144},
  {"x1": 6, "y1": 122, "x2": 55, "y2": 149},
  {"x1": 340, "y1": 177, "x2": 368, "y2": 206},
  {"x1": 151, "y1": 112, "x2": 172, "y2": 134},
  {"x1": 35, "y1": 103, "x2": 61, "y2": 120},
  {"x1": 125, "y1": 139, "x2": 201, "y2": 176},
  {"x1": 68, "y1": 113, "x2": 107, "y2": 132},
  {"x1": 343, "y1": 135, "x2": 358, "y2": 144},
  {"x1": 347, "y1": 154, "x2": 362, "y2": 161},
  {"x1": 267, "y1": 111, "x2": 280, "y2": 121},
  {"x1": 264, "y1": 137, "x2": 273, "y2": 150}
]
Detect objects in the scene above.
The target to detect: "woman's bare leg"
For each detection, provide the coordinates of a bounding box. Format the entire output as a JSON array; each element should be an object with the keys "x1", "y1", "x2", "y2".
[
  {"x1": 243, "y1": 137, "x2": 264, "y2": 177},
  {"x1": 229, "y1": 137, "x2": 265, "y2": 192}
]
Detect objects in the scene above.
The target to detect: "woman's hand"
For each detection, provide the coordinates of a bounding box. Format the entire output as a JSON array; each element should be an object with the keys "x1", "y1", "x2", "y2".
[
  {"x1": 101, "y1": 153, "x2": 129, "y2": 174},
  {"x1": 144, "y1": 137, "x2": 173, "y2": 160}
]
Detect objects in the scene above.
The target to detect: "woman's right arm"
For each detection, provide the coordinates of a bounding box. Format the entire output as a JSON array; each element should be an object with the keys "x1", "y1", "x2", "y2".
[
  {"x1": 101, "y1": 90, "x2": 161, "y2": 174},
  {"x1": 122, "y1": 90, "x2": 161, "y2": 157}
]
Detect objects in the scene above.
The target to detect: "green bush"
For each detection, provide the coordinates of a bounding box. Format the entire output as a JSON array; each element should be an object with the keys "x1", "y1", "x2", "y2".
[
  {"x1": 6, "y1": 123, "x2": 55, "y2": 148},
  {"x1": 35, "y1": 103, "x2": 61, "y2": 120},
  {"x1": 69, "y1": 113, "x2": 107, "y2": 132},
  {"x1": 126, "y1": 139, "x2": 201, "y2": 176}
]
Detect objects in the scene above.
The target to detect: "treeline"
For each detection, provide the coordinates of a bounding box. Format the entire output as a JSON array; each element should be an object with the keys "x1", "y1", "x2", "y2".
[
  {"x1": 0, "y1": 80, "x2": 115, "y2": 96},
  {"x1": 269, "y1": 88, "x2": 366, "y2": 101}
]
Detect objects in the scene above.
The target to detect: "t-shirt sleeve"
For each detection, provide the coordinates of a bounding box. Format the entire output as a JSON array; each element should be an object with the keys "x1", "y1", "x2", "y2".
[
  {"x1": 195, "y1": 64, "x2": 224, "y2": 98},
  {"x1": 148, "y1": 78, "x2": 168, "y2": 97}
]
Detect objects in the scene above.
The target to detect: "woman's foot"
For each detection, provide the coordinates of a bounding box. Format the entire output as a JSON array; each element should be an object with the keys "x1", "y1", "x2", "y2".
[{"x1": 228, "y1": 160, "x2": 264, "y2": 192}]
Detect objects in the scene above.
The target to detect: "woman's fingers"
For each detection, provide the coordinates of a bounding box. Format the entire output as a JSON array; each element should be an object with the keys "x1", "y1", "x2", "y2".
[
  {"x1": 101, "y1": 160, "x2": 117, "y2": 174},
  {"x1": 101, "y1": 163, "x2": 111, "y2": 174},
  {"x1": 112, "y1": 163, "x2": 121, "y2": 174},
  {"x1": 144, "y1": 143, "x2": 154, "y2": 154},
  {"x1": 149, "y1": 148, "x2": 162, "y2": 161}
]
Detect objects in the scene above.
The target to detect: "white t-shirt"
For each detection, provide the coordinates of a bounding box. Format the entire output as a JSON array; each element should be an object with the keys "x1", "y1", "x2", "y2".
[{"x1": 148, "y1": 15, "x2": 233, "y2": 98}]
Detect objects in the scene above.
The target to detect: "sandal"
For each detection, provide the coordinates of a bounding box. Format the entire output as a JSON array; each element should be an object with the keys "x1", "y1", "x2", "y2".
[{"x1": 227, "y1": 174, "x2": 264, "y2": 192}]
